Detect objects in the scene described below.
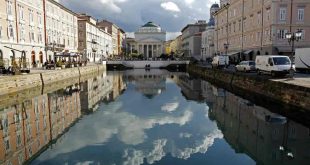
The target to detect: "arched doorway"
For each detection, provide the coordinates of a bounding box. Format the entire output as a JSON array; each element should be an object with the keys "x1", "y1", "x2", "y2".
[
  {"x1": 0, "y1": 49, "x2": 3, "y2": 60},
  {"x1": 31, "y1": 51, "x2": 36, "y2": 67},
  {"x1": 10, "y1": 50, "x2": 16, "y2": 67},
  {"x1": 0, "y1": 50, "x2": 3, "y2": 69},
  {"x1": 39, "y1": 51, "x2": 43, "y2": 64},
  {"x1": 21, "y1": 51, "x2": 27, "y2": 68}
]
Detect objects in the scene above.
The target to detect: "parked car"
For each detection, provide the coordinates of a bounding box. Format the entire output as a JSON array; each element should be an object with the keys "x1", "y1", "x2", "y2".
[
  {"x1": 211, "y1": 55, "x2": 229, "y2": 68},
  {"x1": 235, "y1": 61, "x2": 256, "y2": 72},
  {"x1": 255, "y1": 55, "x2": 293, "y2": 76}
]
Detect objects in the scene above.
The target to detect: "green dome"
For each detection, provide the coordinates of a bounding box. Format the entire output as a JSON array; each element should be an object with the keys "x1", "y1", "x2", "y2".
[{"x1": 142, "y1": 22, "x2": 159, "y2": 28}]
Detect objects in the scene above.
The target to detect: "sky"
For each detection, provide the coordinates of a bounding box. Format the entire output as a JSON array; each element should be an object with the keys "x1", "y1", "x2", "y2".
[{"x1": 59, "y1": 0, "x2": 220, "y2": 40}]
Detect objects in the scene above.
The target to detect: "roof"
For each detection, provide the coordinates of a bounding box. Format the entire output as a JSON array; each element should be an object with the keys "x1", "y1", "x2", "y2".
[{"x1": 142, "y1": 22, "x2": 159, "y2": 28}]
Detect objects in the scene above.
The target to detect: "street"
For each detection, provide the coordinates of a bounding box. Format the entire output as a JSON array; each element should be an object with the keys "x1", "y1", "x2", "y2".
[{"x1": 198, "y1": 63, "x2": 310, "y2": 88}]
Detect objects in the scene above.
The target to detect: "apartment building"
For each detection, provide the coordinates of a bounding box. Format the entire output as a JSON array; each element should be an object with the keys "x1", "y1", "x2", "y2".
[
  {"x1": 44, "y1": 0, "x2": 78, "y2": 61},
  {"x1": 0, "y1": 0, "x2": 45, "y2": 67},
  {"x1": 214, "y1": 0, "x2": 310, "y2": 62},
  {"x1": 201, "y1": 3, "x2": 219, "y2": 60},
  {"x1": 78, "y1": 14, "x2": 112, "y2": 62},
  {"x1": 170, "y1": 35, "x2": 182, "y2": 56},
  {"x1": 0, "y1": 0, "x2": 79, "y2": 68},
  {"x1": 97, "y1": 20, "x2": 121, "y2": 57},
  {"x1": 118, "y1": 28, "x2": 125, "y2": 56},
  {"x1": 181, "y1": 20, "x2": 208, "y2": 59}
]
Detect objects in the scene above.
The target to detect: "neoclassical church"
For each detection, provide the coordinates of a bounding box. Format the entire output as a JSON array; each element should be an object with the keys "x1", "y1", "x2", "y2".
[{"x1": 128, "y1": 22, "x2": 166, "y2": 59}]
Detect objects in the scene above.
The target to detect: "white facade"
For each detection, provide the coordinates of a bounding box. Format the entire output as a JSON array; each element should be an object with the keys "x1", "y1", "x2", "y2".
[
  {"x1": 45, "y1": 0, "x2": 78, "y2": 61},
  {"x1": 201, "y1": 26, "x2": 215, "y2": 60},
  {"x1": 78, "y1": 15, "x2": 113, "y2": 63},
  {"x1": 0, "y1": 0, "x2": 46, "y2": 68},
  {"x1": 131, "y1": 22, "x2": 166, "y2": 59}
]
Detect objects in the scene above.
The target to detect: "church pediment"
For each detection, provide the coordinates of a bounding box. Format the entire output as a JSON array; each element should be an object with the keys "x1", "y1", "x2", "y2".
[{"x1": 137, "y1": 37, "x2": 164, "y2": 43}]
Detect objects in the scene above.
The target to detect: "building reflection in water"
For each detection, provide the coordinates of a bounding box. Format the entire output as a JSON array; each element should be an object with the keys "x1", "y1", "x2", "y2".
[
  {"x1": 177, "y1": 77, "x2": 310, "y2": 165},
  {"x1": 80, "y1": 72, "x2": 117, "y2": 113},
  {"x1": 0, "y1": 73, "x2": 115, "y2": 165}
]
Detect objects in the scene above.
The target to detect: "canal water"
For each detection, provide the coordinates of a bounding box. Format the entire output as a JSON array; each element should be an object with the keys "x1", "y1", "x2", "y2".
[{"x1": 0, "y1": 70, "x2": 309, "y2": 165}]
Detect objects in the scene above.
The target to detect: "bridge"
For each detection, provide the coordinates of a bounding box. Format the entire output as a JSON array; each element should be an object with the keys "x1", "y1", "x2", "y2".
[{"x1": 106, "y1": 60, "x2": 190, "y2": 70}]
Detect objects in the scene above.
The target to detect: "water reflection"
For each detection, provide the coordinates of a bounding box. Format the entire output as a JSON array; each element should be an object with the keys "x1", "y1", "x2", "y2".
[
  {"x1": 1, "y1": 70, "x2": 309, "y2": 165},
  {"x1": 0, "y1": 73, "x2": 115, "y2": 165},
  {"x1": 30, "y1": 71, "x2": 251, "y2": 165}
]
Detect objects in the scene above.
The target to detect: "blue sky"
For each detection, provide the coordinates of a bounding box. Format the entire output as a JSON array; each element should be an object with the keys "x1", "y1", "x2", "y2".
[{"x1": 59, "y1": 0, "x2": 220, "y2": 39}]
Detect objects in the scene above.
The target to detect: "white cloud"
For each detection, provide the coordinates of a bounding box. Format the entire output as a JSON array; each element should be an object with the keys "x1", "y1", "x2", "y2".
[
  {"x1": 185, "y1": 0, "x2": 195, "y2": 4},
  {"x1": 100, "y1": 0, "x2": 128, "y2": 13},
  {"x1": 160, "y1": 2, "x2": 181, "y2": 12},
  {"x1": 173, "y1": 130, "x2": 223, "y2": 160},
  {"x1": 123, "y1": 139, "x2": 167, "y2": 165},
  {"x1": 161, "y1": 102, "x2": 179, "y2": 113}
]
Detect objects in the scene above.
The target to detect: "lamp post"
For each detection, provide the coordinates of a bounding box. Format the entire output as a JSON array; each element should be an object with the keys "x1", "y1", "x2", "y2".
[{"x1": 285, "y1": 30, "x2": 302, "y2": 77}]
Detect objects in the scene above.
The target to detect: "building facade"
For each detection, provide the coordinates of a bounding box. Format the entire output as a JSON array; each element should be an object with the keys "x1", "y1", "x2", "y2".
[
  {"x1": 0, "y1": 0, "x2": 45, "y2": 68},
  {"x1": 181, "y1": 20, "x2": 208, "y2": 59},
  {"x1": 128, "y1": 22, "x2": 166, "y2": 59},
  {"x1": 201, "y1": 4, "x2": 219, "y2": 61},
  {"x1": 170, "y1": 35, "x2": 182, "y2": 56},
  {"x1": 0, "y1": 0, "x2": 79, "y2": 68},
  {"x1": 78, "y1": 14, "x2": 112, "y2": 62},
  {"x1": 44, "y1": 0, "x2": 78, "y2": 62},
  {"x1": 97, "y1": 20, "x2": 121, "y2": 57},
  {"x1": 214, "y1": 0, "x2": 310, "y2": 62}
]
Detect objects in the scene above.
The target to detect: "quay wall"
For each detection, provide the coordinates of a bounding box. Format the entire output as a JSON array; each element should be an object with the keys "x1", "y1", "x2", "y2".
[
  {"x1": 188, "y1": 64, "x2": 310, "y2": 111},
  {"x1": 0, "y1": 65, "x2": 106, "y2": 98}
]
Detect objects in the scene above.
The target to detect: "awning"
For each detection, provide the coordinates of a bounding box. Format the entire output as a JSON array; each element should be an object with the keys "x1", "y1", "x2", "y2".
[
  {"x1": 243, "y1": 50, "x2": 253, "y2": 55},
  {"x1": 227, "y1": 51, "x2": 240, "y2": 56},
  {"x1": 55, "y1": 52, "x2": 81, "y2": 57}
]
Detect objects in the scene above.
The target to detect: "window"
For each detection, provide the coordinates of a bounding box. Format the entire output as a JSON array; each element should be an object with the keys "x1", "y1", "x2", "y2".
[
  {"x1": 8, "y1": 24, "x2": 14, "y2": 39},
  {"x1": 266, "y1": 8, "x2": 270, "y2": 21},
  {"x1": 5, "y1": 138, "x2": 10, "y2": 152},
  {"x1": 298, "y1": 8, "x2": 304, "y2": 21},
  {"x1": 16, "y1": 134, "x2": 22, "y2": 147},
  {"x1": 7, "y1": 0, "x2": 13, "y2": 15},
  {"x1": 277, "y1": 29, "x2": 287, "y2": 39},
  {"x1": 38, "y1": 30, "x2": 42, "y2": 43},
  {"x1": 0, "y1": 26, "x2": 2, "y2": 38},
  {"x1": 29, "y1": 10, "x2": 34, "y2": 23},
  {"x1": 257, "y1": 12, "x2": 261, "y2": 25},
  {"x1": 279, "y1": 8, "x2": 286, "y2": 21},
  {"x1": 297, "y1": 29, "x2": 305, "y2": 40},
  {"x1": 38, "y1": 14, "x2": 42, "y2": 25},
  {"x1": 20, "y1": 26, "x2": 25, "y2": 41},
  {"x1": 18, "y1": 5, "x2": 24, "y2": 20}
]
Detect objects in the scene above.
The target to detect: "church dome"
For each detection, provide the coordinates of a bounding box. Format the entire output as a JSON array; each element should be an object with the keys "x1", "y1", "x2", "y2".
[
  {"x1": 139, "y1": 21, "x2": 162, "y2": 32},
  {"x1": 142, "y1": 22, "x2": 159, "y2": 28}
]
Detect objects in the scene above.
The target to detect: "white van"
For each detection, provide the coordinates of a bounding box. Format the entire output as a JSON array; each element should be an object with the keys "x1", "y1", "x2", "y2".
[
  {"x1": 255, "y1": 55, "x2": 293, "y2": 76},
  {"x1": 211, "y1": 55, "x2": 229, "y2": 68},
  {"x1": 295, "y1": 48, "x2": 310, "y2": 73}
]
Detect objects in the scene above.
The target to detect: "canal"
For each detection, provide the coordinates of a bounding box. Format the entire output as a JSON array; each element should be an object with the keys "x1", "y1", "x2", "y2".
[{"x1": 0, "y1": 70, "x2": 309, "y2": 165}]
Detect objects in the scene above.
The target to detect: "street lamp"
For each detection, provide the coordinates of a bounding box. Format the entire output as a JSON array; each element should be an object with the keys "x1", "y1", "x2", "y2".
[{"x1": 285, "y1": 30, "x2": 302, "y2": 77}]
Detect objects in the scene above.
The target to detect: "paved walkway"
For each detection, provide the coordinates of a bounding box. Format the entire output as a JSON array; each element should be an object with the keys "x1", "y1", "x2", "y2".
[{"x1": 271, "y1": 73, "x2": 310, "y2": 88}]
